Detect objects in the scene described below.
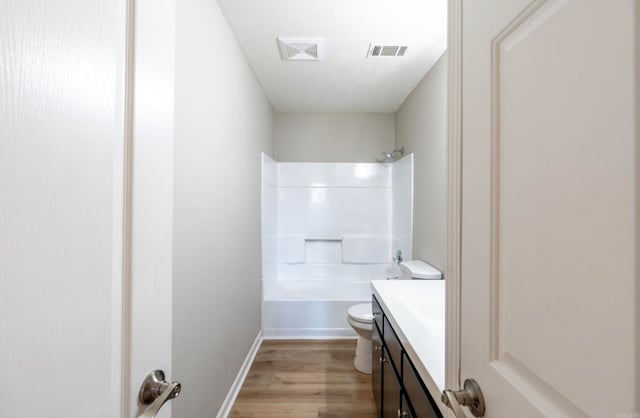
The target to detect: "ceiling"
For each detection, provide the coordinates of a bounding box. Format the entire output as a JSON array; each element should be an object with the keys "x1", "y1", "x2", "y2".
[{"x1": 216, "y1": 0, "x2": 447, "y2": 113}]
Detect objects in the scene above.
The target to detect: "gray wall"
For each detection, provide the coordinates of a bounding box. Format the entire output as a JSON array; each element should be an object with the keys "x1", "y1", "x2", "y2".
[
  {"x1": 274, "y1": 112, "x2": 395, "y2": 162},
  {"x1": 395, "y1": 52, "x2": 447, "y2": 271},
  {"x1": 173, "y1": 0, "x2": 273, "y2": 415}
]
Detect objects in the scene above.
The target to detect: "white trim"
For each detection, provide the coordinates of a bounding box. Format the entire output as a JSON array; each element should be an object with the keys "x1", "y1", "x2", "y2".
[
  {"x1": 216, "y1": 331, "x2": 264, "y2": 418},
  {"x1": 636, "y1": 4, "x2": 640, "y2": 409},
  {"x1": 262, "y1": 328, "x2": 357, "y2": 339},
  {"x1": 127, "y1": 0, "x2": 175, "y2": 415},
  {"x1": 445, "y1": 0, "x2": 463, "y2": 403},
  {"x1": 118, "y1": 0, "x2": 135, "y2": 416}
]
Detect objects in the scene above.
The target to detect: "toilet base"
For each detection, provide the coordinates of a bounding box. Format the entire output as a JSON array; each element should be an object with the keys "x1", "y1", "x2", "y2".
[{"x1": 353, "y1": 336, "x2": 372, "y2": 374}]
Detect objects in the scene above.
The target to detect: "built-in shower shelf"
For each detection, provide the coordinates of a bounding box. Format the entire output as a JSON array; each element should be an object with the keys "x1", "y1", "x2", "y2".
[{"x1": 278, "y1": 235, "x2": 393, "y2": 264}]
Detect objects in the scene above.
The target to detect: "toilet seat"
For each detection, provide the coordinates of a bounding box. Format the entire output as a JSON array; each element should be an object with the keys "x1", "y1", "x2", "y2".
[{"x1": 348, "y1": 303, "x2": 373, "y2": 324}]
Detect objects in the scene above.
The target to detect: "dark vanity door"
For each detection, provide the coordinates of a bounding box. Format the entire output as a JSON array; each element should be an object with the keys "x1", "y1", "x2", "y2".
[
  {"x1": 372, "y1": 322, "x2": 383, "y2": 415},
  {"x1": 402, "y1": 353, "x2": 442, "y2": 417},
  {"x1": 382, "y1": 347, "x2": 401, "y2": 418},
  {"x1": 400, "y1": 393, "x2": 415, "y2": 418}
]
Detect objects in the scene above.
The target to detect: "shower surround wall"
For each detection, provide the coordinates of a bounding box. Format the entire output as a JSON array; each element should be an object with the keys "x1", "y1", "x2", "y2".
[{"x1": 261, "y1": 154, "x2": 413, "y2": 338}]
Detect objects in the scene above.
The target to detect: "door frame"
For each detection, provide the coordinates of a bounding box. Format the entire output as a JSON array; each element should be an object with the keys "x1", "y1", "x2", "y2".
[
  {"x1": 445, "y1": 0, "x2": 463, "y2": 398},
  {"x1": 120, "y1": 0, "x2": 134, "y2": 415},
  {"x1": 120, "y1": 0, "x2": 176, "y2": 416}
]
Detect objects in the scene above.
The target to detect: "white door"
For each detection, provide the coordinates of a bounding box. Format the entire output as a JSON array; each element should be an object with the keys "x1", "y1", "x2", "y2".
[
  {"x1": 457, "y1": 0, "x2": 638, "y2": 417},
  {"x1": 0, "y1": 1, "x2": 175, "y2": 417}
]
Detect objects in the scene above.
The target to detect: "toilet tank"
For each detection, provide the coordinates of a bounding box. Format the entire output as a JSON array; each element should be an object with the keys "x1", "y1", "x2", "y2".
[{"x1": 399, "y1": 260, "x2": 442, "y2": 280}]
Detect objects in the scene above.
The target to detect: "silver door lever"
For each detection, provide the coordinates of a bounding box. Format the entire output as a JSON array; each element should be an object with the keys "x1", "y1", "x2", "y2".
[
  {"x1": 138, "y1": 370, "x2": 181, "y2": 418},
  {"x1": 441, "y1": 378, "x2": 485, "y2": 417}
]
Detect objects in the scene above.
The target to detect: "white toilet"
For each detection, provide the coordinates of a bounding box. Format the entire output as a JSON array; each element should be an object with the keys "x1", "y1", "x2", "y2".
[
  {"x1": 347, "y1": 303, "x2": 374, "y2": 374},
  {"x1": 347, "y1": 260, "x2": 443, "y2": 374}
]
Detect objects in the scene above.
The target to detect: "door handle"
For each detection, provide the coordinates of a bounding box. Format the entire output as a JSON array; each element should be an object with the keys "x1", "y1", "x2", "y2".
[
  {"x1": 441, "y1": 379, "x2": 485, "y2": 417},
  {"x1": 138, "y1": 370, "x2": 181, "y2": 418}
]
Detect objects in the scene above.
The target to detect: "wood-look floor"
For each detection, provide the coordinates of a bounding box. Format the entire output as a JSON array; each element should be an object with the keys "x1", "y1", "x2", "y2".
[{"x1": 229, "y1": 339, "x2": 378, "y2": 418}]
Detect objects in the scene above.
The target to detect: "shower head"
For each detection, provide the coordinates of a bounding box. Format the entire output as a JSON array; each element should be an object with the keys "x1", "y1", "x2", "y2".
[
  {"x1": 376, "y1": 148, "x2": 405, "y2": 163},
  {"x1": 379, "y1": 152, "x2": 395, "y2": 163}
]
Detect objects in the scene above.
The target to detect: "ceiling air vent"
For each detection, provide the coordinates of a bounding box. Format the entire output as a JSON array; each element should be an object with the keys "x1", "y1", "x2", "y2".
[
  {"x1": 278, "y1": 37, "x2": 325, "y2": 61},
  {"x1": 367, "y1": 43, "x2": 408, "y2": 58}
]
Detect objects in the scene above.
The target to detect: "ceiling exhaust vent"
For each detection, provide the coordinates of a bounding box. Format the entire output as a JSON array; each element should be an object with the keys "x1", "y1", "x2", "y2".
[
  {"x1": 367, "y1": 43, "x2": 408, "y2": 58},
  {"x1": 278, "y1": 37, "x2": 325, "y2": 61}
]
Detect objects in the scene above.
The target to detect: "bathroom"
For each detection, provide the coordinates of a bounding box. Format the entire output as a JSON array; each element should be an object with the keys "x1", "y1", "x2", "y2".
[
  {"x1": 174, "y1": 0, "x2": 449, "y2": 415},
  {"x1": 1, "y1": 1, "x2": 638, "y2": 417},
  {"x1": 190, "y1": 0, "x2": 448, "y2": 414}
]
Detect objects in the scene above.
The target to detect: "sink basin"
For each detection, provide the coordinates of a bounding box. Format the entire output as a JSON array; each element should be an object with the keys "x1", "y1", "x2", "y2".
[{"x1": 398, "y1": 292, "x2": 445, "y2": 337}]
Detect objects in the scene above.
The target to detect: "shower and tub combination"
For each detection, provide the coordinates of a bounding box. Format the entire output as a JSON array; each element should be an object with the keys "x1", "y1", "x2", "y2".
[{"x1": 261, "y1": 152, "x2": 414, "y2": 339}]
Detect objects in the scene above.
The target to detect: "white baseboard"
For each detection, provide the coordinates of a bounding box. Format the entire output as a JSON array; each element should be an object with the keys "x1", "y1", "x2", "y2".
[
  {"x1": 262, "y1": 327, "x2": 357, "y2": 339},
  {"x1": 216, "y1": 330, "x2": 263, "y2": 418}
]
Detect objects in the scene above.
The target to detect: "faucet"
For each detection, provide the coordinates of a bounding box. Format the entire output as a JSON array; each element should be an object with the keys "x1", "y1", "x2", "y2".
[
  {"x1": 387, "y1": 250, "x2": 403, "y2": 280},
  {"x1": 393, "y1": 249, "x2": 403, "y2": 264}
]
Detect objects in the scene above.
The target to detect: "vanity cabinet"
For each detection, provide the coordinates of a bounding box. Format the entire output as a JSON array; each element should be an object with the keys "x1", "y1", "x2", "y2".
[
  {"x1": 400, "y1": 393, "x2": 415, "y2": 418},
  {"x1": 371, "y1": 295, "x2": 442, "y2": 418},
  {"x1": 372, "y1": 294, "x2": 383, "y2": 330},
  {"x1": 381, "y1": 347, "x2": 401, "y2": 418},
  {"x1": 402, "y1": 353, "x2": 440, "y2": 417},
  {"x1": 372, "y1": 322, "x2": 383, "y2": 410}
]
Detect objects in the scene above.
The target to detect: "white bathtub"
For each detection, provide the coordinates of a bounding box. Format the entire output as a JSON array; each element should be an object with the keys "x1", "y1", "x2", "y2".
[{"x1": 262, "y1": 279, "x2": 383, "y2": 338}]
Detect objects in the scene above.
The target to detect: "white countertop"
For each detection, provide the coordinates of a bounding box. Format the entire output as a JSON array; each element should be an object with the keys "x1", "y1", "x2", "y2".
[{"x1": 371, "y1": 280, "x2": 445, "y2": 399}]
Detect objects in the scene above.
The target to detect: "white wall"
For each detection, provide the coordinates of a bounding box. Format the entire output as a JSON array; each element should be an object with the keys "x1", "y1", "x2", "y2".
[
  {"x1": 395, "y1": 52, "x2": 447, "y2": 271},
  {"x1": 173, "y1": 0, "x2": 273, "y2": 416},
  {"x1": 274, "y1": 112, "x2": 395, "y2": 162},
  {"x1": 392, "y1": 154, "x2": 414, "y2": 263},
  {"x1": 277, "y1": 163, "x2": 392, "y2": 239}
]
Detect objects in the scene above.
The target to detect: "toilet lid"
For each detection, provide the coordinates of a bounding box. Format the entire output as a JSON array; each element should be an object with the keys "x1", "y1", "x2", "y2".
[{"x1": 348, "y1": 303, "x2": 373, "y2": 323}]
